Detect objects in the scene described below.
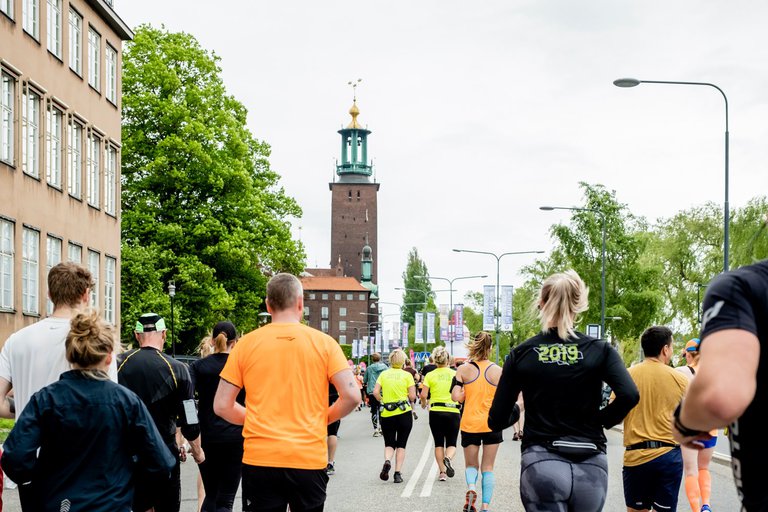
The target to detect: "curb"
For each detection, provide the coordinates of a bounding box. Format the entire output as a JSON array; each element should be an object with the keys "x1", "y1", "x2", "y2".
[{"x1": 610, "y1": 425, "x2": 732, "y2": 467}]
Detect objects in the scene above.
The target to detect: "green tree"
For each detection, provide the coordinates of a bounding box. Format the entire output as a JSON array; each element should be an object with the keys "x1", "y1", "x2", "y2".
[
  {"x1": 121, "y1": 26, "x2": 304, "y2": 351},
  {"x1": 400, "y1": 247, "x2": 436, "y2": 325}
]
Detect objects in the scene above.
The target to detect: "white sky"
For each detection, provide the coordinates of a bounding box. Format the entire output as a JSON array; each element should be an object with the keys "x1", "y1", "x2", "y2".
[{"x1": 118, "y1": 1, "x2": 767, "y2": 319}]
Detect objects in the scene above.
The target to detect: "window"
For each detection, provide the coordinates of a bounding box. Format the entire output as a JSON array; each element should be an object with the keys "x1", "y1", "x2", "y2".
[
  {"x1": 0, "y1": 219, "x2": 13, "y2": 310},
  {"x1": 303, "y1": 306, "x2": 309, "y2": 318},
  {"x1": 68, "y1": 8, "x2": 82, "y2": 74},
  {"x1": 339, "y1": 335, "x2": 347, "y2": 344},
  {"x1": 339, "y1": 307, "x2": 347, "y2": 317},
  {"x1": 47, "y1": 0, "x2": 62, "y2": 58},
  {"x1": 334, "y1": 293, "x2": 341, "y2": 300},
  {"x1": 321, "y1": 306, "x2": 328, "y2": 319},
  {"x1": 88, "y1": 27, "x2": 100, "y2": 91},
  {"x1": 346, "y1": 293, "x2": 353, "y2": 301},
  {"x1": 321, "y1": 293, "x2": 328, "y2": 300},
  {"x1": 23, "y1": 0, "x2": 38, "y2": 39},
  {"x1": 105, "y1": 45, "x2": 117, "y2": 104},
  {"x1": 22, "y1": 227, "x2": 39, "y2": 314},
  {"x1": 22, "y1": 88, "x2": 41, "y2": 178},
  {"x1": 321, "y1": 320, "x2": 328, "y2": 333},
  {"x1": 67, "y1": 242, "x2": 81, "y2": 262},
  {"x1": 87, "y1": 132, "x2": 100, "y2": 207},
  {"x1": 104, "y1": 145, "x2": 116, "y2": 214},
  {"x1": 1, "y1": 72, "x2": 13, "y2": 165},
  {"x1": 104, "y1": 256, "x2": 115, "y2": 323},
  {"x1": 67, "y1": 119, "x2": 82, "y2": 197},
  {"x1": 359, "y1": 293, "x2": 366, "y2": 301},
  {"x1": 339, "y1": 321, "x2": 346, "y2": 332},
  {"x1": 1, "y1": 0, "x2": 13, "y2": 19},
  {"x1": 308, "y1": 293, "x2": 315, "y2": 300},
  {"x1": 45, "y1": 235, "x2": 61, "y2": 314},
  {"x1": 46, "y1": 104, "x2": 63, "y2": 188},
  {"x1": 87, "y1": 250, "x2": 98, "y2": 307}
]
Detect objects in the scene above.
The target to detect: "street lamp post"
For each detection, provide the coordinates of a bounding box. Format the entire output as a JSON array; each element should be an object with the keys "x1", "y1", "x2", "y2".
[
  {"x1": 613, "y1": 78, "x2": 730, "y2": 273},
  {"x1": 395, "y1": 287, "x2": 431, "y2": 353},
  {"x1": 452, "y1": 250, "x2": 544, "y2": 364},
  {"x1": 540, "y1": 205, "x2": 607, "y2": 339},
  {"x1": 167, "y1": 280, "x2": 176, "y2": 357},
  {"x1": 415, "y1": 274, "x2": 487, "y2": 357}
]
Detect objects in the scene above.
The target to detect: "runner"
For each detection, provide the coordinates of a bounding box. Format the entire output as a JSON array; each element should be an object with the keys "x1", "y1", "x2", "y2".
[
  {"x1": 189, "y1": 321, "x2": 242, "y2": 512},
  {"x1": 327, "y1": 382, "x2": 340, "y2": 475},
  {"x1": 373, "y1": 349, "x2": 416, "y2": 484},
  {"x1": 354, "y1": 366, "x2": 365, "y2": 411},
  {"x1": 675, "y1": 338, "x2": 717, "y2": 512},
  {"x1": 403, "y1": 358, "x2": 421, "y2": 420},
  {"x1": 420, "y1": 346, "x2": 460, "y2": 482},
  {"x1": 364, "y1": 353, "x2": 388, "y2": 437},
  {"x1": 451, "y1": 332, "x2": 502, "y2": 512},
  {"x1": 488, "y1": 269, "x2": 639, "y2": 512}
]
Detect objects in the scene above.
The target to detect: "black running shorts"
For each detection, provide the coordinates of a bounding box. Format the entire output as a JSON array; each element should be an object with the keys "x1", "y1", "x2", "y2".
[{"x1": 460, "y1": 430, "x2": 503, "y2": 447}]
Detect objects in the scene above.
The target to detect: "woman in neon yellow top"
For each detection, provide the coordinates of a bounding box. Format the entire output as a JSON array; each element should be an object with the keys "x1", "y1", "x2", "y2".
[
  {"x1": 420, "y1": 346, "x2": 460, "y2": 481},
  {"x1": 373, "y1": 349, "x2": 416, "y2": 484}
]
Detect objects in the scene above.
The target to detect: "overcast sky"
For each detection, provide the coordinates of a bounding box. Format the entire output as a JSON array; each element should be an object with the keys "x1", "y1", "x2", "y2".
[{"x1": 118, "y1": 1, "x2": 767, "y2": 318}]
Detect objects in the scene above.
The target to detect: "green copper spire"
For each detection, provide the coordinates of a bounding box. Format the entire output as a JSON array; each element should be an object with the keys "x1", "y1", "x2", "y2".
[{"x1": 337, "y1": 82, "x2": 373, "y2": 181}]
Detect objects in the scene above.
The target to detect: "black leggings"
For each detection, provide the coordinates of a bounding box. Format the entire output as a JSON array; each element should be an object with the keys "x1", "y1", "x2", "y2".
[
  {"x1": 429, "y1": 411, "x2": 460, "y2": 448},
  {"x1": 199, "y1": 441, "x2": 244, "y2": 512},
  {"x1": 380, "y1": 412, "x2": 413, "y2": 449},
  {"x1": 367, "y1": 393, "x2": 381, "y2": 428}
]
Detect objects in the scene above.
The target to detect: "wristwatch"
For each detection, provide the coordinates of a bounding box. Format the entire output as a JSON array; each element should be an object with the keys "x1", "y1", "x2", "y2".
[{"x1": 673, "y1": 402, "x2": 706, "y2": 437}]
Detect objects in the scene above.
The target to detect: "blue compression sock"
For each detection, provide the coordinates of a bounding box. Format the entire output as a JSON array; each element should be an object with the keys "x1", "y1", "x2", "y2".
[
  {"x1": 465, "y1": 466, "x2": 479, "y2": 490},
  {"x1": 482, "y1": 471, "x2": 495, "y2": 505}
]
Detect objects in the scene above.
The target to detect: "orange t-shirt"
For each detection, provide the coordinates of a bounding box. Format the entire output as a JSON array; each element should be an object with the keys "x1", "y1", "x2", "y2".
[
  {"x1": 220, "y1": 322, "x2": 349, "y2": 470},
  {"x1": 460, "y1": 360, "x2": 499, "y2": 433}
]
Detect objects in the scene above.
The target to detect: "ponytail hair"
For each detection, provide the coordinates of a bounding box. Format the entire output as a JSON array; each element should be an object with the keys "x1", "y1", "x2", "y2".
[
  {"x1": 537, "y1": 269, "x2": 589, "y2": 340},
  {"x1": 66, "y1": 309, "x2": 116, "y2": 378},
  {"x1": 467, "y1": 331, "x2": 493, "y2": 362},
  {"x1": 213, "y1": 332, "x2": 229, "y2": 354},
  {"x1": 432, "y1": 346, "x2": 450, "y2": 366}
]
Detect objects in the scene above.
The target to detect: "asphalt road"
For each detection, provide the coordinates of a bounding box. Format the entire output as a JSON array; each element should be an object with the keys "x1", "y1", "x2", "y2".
[{"x1": 1, "y1": 408, "x2": 740, "y2": 511}]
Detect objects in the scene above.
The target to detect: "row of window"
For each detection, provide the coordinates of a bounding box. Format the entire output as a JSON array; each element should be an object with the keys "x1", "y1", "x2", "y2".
[
  {"x1": 0, "y1": 218, "x2": 116, "y2": 323},
  {"x1": 1, "y1": 0, "x2": 119, "y2": 103},
  {"x1": 317, "y1": 320, "x2": 348, "y2": 342},
  {"x1": 1, "y1": 71, "x2": 119, "y2": 215},
  {"x1": 304, "y1": 306, "x2": 348, "y2": 320},
  {"x1": 307, "y1": 292, "x2": 368, "y2": 301}
]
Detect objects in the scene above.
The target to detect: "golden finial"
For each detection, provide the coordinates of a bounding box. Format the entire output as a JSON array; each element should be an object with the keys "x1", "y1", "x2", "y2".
[{"x1": 347, "y1": 78, "x2": 363, "y2": 129}]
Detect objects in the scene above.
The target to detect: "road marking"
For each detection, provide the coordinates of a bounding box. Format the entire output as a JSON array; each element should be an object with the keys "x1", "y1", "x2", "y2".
[
  {"x1": 401, "y1": 437, "x2": 433, "y2": 498},
  {"x1": 419, "y1": 461, "x2": 438, "y2": 497}
]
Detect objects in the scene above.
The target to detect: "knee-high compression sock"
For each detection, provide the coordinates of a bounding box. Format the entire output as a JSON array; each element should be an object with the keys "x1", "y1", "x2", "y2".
[
  {"x1": 684, "y1": 475, "x2": 701, "y2": 512},
  {"x1": 699, "y1": 469, "x2": 712, "y2": 506},
  {"x1": 465, "y1": 466, "x2": 478, "y2": 491},
  {"x1": 481, "y1": 471, "x2": 495, "y2": 507}
]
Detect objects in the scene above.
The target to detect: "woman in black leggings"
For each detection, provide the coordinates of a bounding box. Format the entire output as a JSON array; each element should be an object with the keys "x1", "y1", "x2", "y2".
[{"x1": 189, "y1": 321, "x2": 243, "y2": 512}]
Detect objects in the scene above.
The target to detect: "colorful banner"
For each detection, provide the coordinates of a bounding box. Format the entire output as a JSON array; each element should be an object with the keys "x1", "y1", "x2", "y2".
[
  {"x1": 415, "y1": 312, "x2": 424, "y2": 344},
  {"x1": 375, "y1": 330, "x2": 383, "y2": 353},
  {"x1": 369, "y1": 335, "x2": 375, "y2": 356},
  {"x1": 483, "y1": 285, "x2": 496, "y2": 331},
  {"x1": 402, "y1": 322, "x2": 409, "y2": 348},
  {"x1": 360, "y1": 339, "x2": 368, "y2": 357},
  {"x1": 426, "y1": 312, "x2": 436, "y2": 343},
  {"x1": 352, "y1": 339, "x2": 359, "y2": 358},
  {"x1": 455, "y1": 304, "x2": 464, "y2": 341},
  {"x1": 501, "y1": 285, "x2": 514, "y2": 332},
  {"x1": 439, "y1": 304, "x2": 449, "y2": 341}
]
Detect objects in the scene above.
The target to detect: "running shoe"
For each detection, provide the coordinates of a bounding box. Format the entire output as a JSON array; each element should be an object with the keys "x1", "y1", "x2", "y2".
[
  {"x1": 412, "y1": 410, "x2": 418, "y2": 420},
  {"x1": 439, "y1": 472, "x2": 447, "y2": 481},
  {"x1": 463, "y1": 489, "x2": 478, "y2": 512},
  {"x1": 379, "y1": 460, "x2": 391, "y2": 481},
  {"x1": 393, "y1": 471, "x2": 403, "y2": 483},
  {"x1": 373, "y1": 430, "x2": 380, "y2": 437},
  {"x1": 326, "y1": 462, "x2": 335, "y2": 475},
  {"x1": 443, "y1": 457, "x2": 455, "y2": 478},
  {"x1": 701, "y1": 506, "x2": 712, "y2": 512}
]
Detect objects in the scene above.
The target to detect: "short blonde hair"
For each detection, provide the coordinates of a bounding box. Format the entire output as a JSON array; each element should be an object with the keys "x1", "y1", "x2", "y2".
[
  {"x1": 389, "y1": 349, "x2": 406, "y2": 368},
  {"x1": 432, "y1": 346, "x2": 450, "y2": 366}
]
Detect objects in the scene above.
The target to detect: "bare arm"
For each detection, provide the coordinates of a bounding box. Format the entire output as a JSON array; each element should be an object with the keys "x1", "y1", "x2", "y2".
[
  {"x1": 0, "y1": 377, "x2": 14, "y2": 419},
  {"x1": 679, "y1": 329, "x2": 758, "y2": 430},
  {"x1": 329, "y1": 369, "x2": 358, "y2": 424},
  {"x1": 213, "y1": 379, "x2": 246, "y2": 426},
  {"x1": 373, "y1": 382, "x2": 382, "y2": 402},
  {"x1": 407, "y1": 385, "x2": 416, "y2": 403},
  {"x1": 420, "y1": 383, "x2": 429, "y2": 409}
]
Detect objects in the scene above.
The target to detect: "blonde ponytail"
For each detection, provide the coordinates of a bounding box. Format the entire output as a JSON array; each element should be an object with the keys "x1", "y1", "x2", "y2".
[
  {"x1": 538, "y1": 270, "x2": 589, "y2": 340},
  {"x1": 467, "y1": 331, "x2": 493, "y2": 362}
]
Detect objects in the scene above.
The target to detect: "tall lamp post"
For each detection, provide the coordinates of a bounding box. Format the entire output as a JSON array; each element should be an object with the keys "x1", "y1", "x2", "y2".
[
  {"x1": 395, "y1": 287, "x2": 431, "y2": 353},
  {"x1": 167, "y1": 280, "x2": 176, "y2": 357},
  {"x1": 613, "y1": 78, "x2": 730, "y2": 273},
  {"x1": 540, "y1": 205, "x2": 607, "y2": 339},
  {"x1": 452, "y1": 250, "x2": 544, "y2": 363},
  {"x1": 415, "y1": 274, "x2": 487, "y2": 357}
]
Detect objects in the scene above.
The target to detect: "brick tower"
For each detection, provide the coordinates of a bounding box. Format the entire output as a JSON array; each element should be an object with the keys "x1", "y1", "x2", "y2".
[{"x1": 329, "y1": 98, "x2": 379, "y2": 285}]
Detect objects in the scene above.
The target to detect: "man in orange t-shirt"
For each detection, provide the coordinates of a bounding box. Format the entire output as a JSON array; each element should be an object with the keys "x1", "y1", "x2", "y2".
[{"x1": 214, "y1": 273, "x2": 358, "y2": 512}]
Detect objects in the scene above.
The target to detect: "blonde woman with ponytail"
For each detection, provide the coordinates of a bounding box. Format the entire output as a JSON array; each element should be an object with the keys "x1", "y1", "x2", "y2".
[
  {"x1": 451, "y1": 331, "x2": 503, "y2": 512},
  {"x1": 488, "y1": 270, "x2": 640, "y2": 512},
  {"x1": 1, "y1": 310, "x2": 175, "y2": 511},
  {"x1": 188, "y1": 321, "x2": 243, "y2": 512}
]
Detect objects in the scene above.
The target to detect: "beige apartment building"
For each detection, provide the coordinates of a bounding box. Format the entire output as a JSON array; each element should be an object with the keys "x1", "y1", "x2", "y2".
[{"x1": 0, "y1": 0, "x2": 132, "y2": 344}]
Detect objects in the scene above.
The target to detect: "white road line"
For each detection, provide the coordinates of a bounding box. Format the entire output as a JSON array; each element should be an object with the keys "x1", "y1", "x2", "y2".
[
  {"x1": 419, "y1": 461, "x2": 438, "y2": 497},
  {"x1": 401, "y1": 437, "x2": 434, "y2": 498}
]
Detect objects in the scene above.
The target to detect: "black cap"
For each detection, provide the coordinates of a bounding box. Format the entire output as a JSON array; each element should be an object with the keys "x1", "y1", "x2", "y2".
[
  {"x1": 212, "y1": 321, "x2": 237, "y2": 342},
  {"x1": 135, "y1": 313, "x2": 166, "y2": 333}
]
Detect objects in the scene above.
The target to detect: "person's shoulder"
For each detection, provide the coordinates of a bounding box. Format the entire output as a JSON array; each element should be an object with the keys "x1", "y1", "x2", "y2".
[{"x1": 710, "y1": 259, "x2": 768, "y2": 297}]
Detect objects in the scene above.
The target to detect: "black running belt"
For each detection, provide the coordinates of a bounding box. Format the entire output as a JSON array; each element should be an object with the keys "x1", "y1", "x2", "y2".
[
  {"x1": 626, "y1": 440, "x2": 678, "y2": 450},
  {"x1": 431, "y1": 402, "x2": 460, "y2": 408}
]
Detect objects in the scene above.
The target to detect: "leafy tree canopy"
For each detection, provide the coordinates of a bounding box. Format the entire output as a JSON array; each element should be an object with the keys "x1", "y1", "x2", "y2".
[{"x1": 400, "y1": 247, "x2": 436, "y2": 325}]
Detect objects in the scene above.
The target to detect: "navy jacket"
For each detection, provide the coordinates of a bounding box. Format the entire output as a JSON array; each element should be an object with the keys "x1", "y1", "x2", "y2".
[{"x1": 1, "y1": 370, "x2": 176, "y2": 512}]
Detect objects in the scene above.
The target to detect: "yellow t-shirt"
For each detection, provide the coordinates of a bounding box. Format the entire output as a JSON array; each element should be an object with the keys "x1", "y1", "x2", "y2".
[
  {"x1": 219, "y1": 322, "x2": 349, "y2": 470},
  {"x1": 422, "y1": 366, "x2": 459, "y2": 414},
  {"x1": 623, "y1": 359, "x2": 689, "y2": 467},
  {"x1": 376, "y1": 368, "x2": 415, "y2": 417}
]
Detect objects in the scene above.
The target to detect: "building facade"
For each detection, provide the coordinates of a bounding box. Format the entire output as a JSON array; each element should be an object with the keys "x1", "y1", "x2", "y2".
[
  {"x1": 301, "y1": 275, "x2": 373, "y2": 345},
  {"x1": 0, "y1": 0, "x2": 132, "y2": 343}
]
